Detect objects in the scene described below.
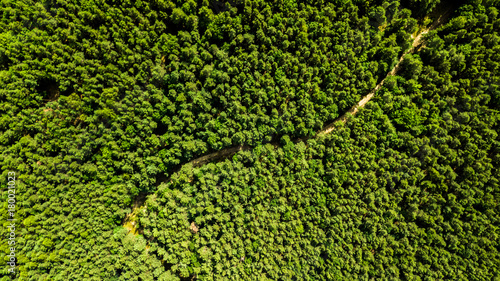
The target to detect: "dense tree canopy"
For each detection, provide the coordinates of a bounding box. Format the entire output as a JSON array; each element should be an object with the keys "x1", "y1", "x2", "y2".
[{"x1": 0, "y1": 0, "x2": 498, "y2": 280}]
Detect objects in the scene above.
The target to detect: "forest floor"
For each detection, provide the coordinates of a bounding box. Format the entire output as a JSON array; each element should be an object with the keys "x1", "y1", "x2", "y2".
[
  {"x1": 122, "y1": 8, "x2": 453, "y2": 235},
  {"x1": 122, "y1": 192, "x2": 147, "y2": 235}
]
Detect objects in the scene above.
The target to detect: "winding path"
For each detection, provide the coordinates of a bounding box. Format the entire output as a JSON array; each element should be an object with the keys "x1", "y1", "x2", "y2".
[
  {"x1": 178, "y1": 10, "x2": 450, "y2": 170},
  {"x1": 123, "y1": 10, "x2": 452, "y2": 233}
]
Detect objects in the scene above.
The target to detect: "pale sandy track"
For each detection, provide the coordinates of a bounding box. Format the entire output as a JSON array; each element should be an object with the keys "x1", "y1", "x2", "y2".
[
  {"x1": 320, "y1": 9, "x2": 450, "y2": 136},
  {"x1": 123, "y1": 10, "x2": 452, "y2": 232},
  {"x1": 179, "y1": 11, "x2": 450, "y2": 169}
]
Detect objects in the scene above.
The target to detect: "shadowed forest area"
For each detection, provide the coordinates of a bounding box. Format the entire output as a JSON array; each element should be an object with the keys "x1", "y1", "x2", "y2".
[{"x1": 0, "y1": 0, "x2": 499, "y2": 280}]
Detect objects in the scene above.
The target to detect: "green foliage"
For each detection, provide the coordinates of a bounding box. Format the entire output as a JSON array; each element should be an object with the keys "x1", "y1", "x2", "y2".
[
  {"x1": 137, "y1": 1, "x2": 500, "y2": 279},
  {"x1": 0, "y1": 0, "x2": 499, "y2": 280}
]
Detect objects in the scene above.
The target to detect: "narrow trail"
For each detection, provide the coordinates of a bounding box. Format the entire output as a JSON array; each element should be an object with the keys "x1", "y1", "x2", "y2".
[
  {"x1": 320, "y1": 8, "x2": 451, "y2": 136},
  {"x1": 122, "y1": 9, "x2": 452, "y2": 233},
  {"x1": 179, "y1": 9, "x2": 451, "y2": 170}
]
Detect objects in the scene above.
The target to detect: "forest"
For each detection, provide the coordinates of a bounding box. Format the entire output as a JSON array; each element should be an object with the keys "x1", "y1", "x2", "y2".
[{"x1": 0, "y1": 0, "x2": 499, "y2": 280}]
